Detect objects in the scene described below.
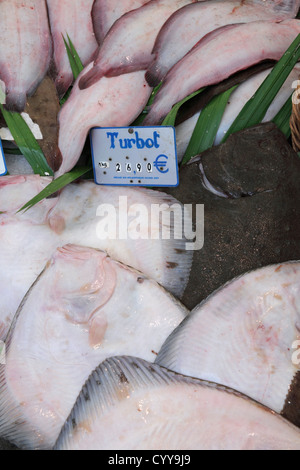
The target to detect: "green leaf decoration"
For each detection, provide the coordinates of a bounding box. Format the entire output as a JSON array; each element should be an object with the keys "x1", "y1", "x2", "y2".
[
  {"x1": 272, "y1": 94, "x2": 293, "y2": 138},
  {"x1": 0, "y1": 104, "x2": 54, "y2": 177},
  {"x1": 162, "y1": 89, "x2": 204, "y2": 127},
  {"x1": 62, "y1": 34, "x2": 84, "y2": 80},
  {"x1": 181, "y1": 85, "x2": 237, "y2": 166}
]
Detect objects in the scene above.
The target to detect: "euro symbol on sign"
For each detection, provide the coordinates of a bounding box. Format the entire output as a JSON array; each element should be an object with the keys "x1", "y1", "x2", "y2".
[{"x1": 153, "y1": 154, "x2": 169, "y2": 174}]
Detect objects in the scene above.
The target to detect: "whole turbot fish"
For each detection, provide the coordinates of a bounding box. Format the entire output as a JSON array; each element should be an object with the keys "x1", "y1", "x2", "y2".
[
  {"x1": 0, "y1": 0, "x2": 52, "y2": 112},
  {"x1": 79, "y1": 0, "x2": 197, "y2": 90},
  {"x1": 156, "y1": 262, "x2": 300, "y2": 428},
  {"x1": 55, "y1": 68, "x2": 152, "y2": 177},
  {"x1": 146, "y1": 0, "x2": 300, "y2": 86},
  {"x1": 176, "y1": 64, "x2": 300, "y2": 160},
  {"x1": 46, "y1": 0, "x2": 99, "y2": 97},
  {"x1": 0, "y1": 246, "x2": 188, "y2": 449},
  {"x1": 92, "y1": 0, "x2": 151, "y2": 45},
  {"x1": 143, "y1": 19, "x2": 300, "y2": 125},
  {"x1": 0, "y1": 176, "x2": 193, "y2": 341},
  {"x1": 54, "y1": 356, "x2": 300, "y2": 450}
]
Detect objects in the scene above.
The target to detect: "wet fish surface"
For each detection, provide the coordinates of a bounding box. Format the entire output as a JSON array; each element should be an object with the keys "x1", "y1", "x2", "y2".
[
  {"x1": 156, "y1": 261, "x2": 300, "y2": 427},
  {"x1": 176, "y1": 64, "x2": 300, "y2": 160},
  {"x1": 54, "y1": 356, "x2": 300, "y2": 450},
  {"x1": 0, "y1": 0, "x2": 52, "y2": 112},
  {"x1": 146, "y1": 0, "x2": 300, "y2": 87},
  {"x1": 92, "y1": 0, "x2": 151, "y2": 45},
  {"x1": 46, "y1": 0, "x2": 99, "y2": 98},
  {"x1": 0, "y1": 246, "x2": 188, "y2": 450},
  {"x1": 56, "y1": 67, "x2": 152, "y2": 177},
  {"x1": 79, "y1": 0, "x2": 197, "y2": 90},
  {"x1": 0, "y1": 176, "x2": 193, "y2": 341},
  {"x1": 143, "y1": 19, "x2": 300, "y2": 125},
  {"x1": 161, "y1": 123, "x2": 300, "y2": 310}
]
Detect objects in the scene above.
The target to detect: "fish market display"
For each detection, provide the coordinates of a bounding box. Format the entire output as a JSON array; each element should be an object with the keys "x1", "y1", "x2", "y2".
[
  {"x1": 176, "y1": 64, "x2": 300, "y2": 160},
  {"x1": 79, "y1": 0, "x2": 196, "y2": 90},
  {"x1": 46, "y1": 0, "x2": 99, "y2": 98},
  {"x1": 0, "y1": 245, "x2": 188, "y2": 450},
  {"x1": 0, "y1": 176, "x2": 192, "y2": 340},
  {"x1": 92, "y1": 0, "x2": 151, "y2": 45},
  {"x1": 54, "y1": 356, "x2": 300, "y2": 450},
  {"x1": 56, "y1": 68, "x2": 152, "y2": 177},
  {"x1": 0, "y1": 0, "x2": 52, "y2": 112},
  {"x1": 146, "y1": 0, "x2": 300, "y2": 86},
  {"x1": 156, "y1": 262, "x2": 300, "y2": 426},
  {"x1": 143, "y1": 19, "x2": 300, "y2": 125},
  {"x1": 162, "y1": 123, "x2": 300, "y2": 310}
]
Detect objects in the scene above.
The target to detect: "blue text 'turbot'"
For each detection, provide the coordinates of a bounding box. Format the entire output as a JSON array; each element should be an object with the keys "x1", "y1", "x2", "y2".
[{"x1": 106, "y1": 131, "x2": 161, "y2": 150}]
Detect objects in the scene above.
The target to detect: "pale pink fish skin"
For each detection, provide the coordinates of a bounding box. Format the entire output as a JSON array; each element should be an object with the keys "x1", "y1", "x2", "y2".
[
  {"x1": 92, "y1": 0, "x2": 151, "y2": 45},
  {"x1": 0, "y1": 247, "x2": 188, "y2": 449},
  {"x1": 0, "y1": 177, "x2": 192, "y2": 341},
  {"x1": 56, "y1": 66, "x2": 152, "y2": 177},
  {"x1": 0, "y1": 175, "x2": 58, "y2": 341},
  {"x1": 143, "y1": 19, "x2": 300, "y2": 125},
  {"x1": 79, "y1": 0, "x2": 197, "y2": 90},
  {"x1": 46, "y1": 0, "x2": 99, "y2": 98},
  {"x1": 0, "y1": 0, "x2": 52, "y2": 112},
  {"x1": 146, "y1": 0, "x2": 300, "y2": 87},
  {"x1": 156, "y1": 262, "x2": 300, "y2": 417}
]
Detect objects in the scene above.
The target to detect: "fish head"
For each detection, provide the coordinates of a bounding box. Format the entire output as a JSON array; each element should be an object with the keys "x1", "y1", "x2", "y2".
[{"x1": 50, "y1": 245, "x2": 117, "y2": 347}]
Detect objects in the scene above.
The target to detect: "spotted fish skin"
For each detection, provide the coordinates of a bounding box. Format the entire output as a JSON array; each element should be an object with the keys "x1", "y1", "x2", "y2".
[
  {"x1": 54, "y1": 356, "x2": 300, "y2": 450},
  {"x1": 0, "y1": 0, "x2": 52, "y2": 112}
]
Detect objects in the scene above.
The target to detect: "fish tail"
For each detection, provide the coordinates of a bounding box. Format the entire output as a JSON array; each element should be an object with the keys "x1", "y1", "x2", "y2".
[
  {"x1": 4, "y1": 91, "x2": 27, "y2": 113},
  {"x1": 79, "y1": 65, "x2": 104, "y2": 90}
]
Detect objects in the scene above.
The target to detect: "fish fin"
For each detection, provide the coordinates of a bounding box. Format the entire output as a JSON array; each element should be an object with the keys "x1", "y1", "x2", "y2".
[
  {"x1": 78, "y1": 66, "x2": 104, "y2": 90},
  {"x1": 136, "y1": 189, "x2": 194, "y2": 299},
  {"x1": 145, "y1": 63, "x2": 162, "y2": 88}
]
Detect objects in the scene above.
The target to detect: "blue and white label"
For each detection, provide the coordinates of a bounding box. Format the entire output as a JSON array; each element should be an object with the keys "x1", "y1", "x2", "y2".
[
  {"x1": 0, "y1": 139, "x2": 7, "y2": 176},
  {"x1": 90, "y1": 126, "x2": 179, "y2": 187}
]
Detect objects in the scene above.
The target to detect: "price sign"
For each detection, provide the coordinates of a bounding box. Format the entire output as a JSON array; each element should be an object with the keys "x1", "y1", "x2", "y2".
[
  {"x1": 90, "y1": 126, "x2": 179, "y2": 187},
  {"x1": 0, "y1": 139, "x2": 7, "y2": 176}
]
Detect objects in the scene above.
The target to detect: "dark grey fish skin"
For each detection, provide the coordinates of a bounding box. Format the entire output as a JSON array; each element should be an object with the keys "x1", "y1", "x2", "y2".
[
  {"x1": 0, "y1": 438, "x2": 19, "y2": 451},
  {"x1": 162, "y1": 122, "x2": 300, "y2": 311}
]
